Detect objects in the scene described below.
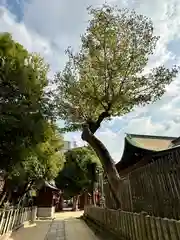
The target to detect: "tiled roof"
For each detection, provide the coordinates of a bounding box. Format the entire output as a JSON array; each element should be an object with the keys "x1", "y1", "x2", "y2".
[
  {"x1": 126, "y1": 134, "x2": 176, "y2": 151},
  {"x1": 44, "y1": 181, "x2": 59, "y2": 190}
]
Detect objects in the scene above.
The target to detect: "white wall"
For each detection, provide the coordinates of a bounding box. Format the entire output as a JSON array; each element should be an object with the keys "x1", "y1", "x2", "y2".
[{"x1": 37, "y1": 207, "x2": 55, "y2": 218}]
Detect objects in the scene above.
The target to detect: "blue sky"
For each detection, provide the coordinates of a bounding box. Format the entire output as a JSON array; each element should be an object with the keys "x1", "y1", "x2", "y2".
[{"x1": 1, "y1": 0, "x2": 180, "y2": 162}]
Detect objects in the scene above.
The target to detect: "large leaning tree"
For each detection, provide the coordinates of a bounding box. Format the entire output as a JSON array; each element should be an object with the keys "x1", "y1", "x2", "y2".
[{"x1": 55, "y1": 5, "x2": 179, "y2": 206}]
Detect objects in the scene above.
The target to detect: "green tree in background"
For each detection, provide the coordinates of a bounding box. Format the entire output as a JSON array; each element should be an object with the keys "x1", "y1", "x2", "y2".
[
  {"x1": 55, "y1": 147, "x2": 102, "y2": 210},
  {"x1": 55, "y1": 5, "x2": 179, "y2": 206},
  {"x1": 8, "y1": 124, "x2": 64, "y2": 205}
]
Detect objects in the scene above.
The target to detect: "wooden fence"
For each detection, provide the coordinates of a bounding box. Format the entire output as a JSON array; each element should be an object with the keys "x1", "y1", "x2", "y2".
[
  {"x1": 84, "y1": 206, "x2": 180, "y2": 240},
  {"x1": 0, "y1": 206, "x2": 37, "y2": 237},
  {"x1": 104, "y1": 146, "x2": 180, "y2": 220}
]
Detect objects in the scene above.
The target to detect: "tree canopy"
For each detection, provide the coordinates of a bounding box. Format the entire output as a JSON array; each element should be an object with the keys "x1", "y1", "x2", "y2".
[
  {"x1": 55, "y1": 5, "x2": 178, "y2": 133},
  {"x1": 55, "y1": 5, "x2": 179, "y2": 206}
]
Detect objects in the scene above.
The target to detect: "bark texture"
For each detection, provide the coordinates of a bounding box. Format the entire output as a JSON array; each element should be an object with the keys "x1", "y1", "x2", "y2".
[
  {"x1": 82, "y1": 121, "x2": 122, "y2": 208},
  {"x1": 72, "y1": 195, "x2": 79, "y2": 211}
]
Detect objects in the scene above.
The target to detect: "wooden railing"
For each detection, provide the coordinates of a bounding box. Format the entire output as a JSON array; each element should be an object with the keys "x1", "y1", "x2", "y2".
[
  {"x1": 84, "y1": 206, "x2": 180, "y2": 240},
  {"x1": 104, "y1": 146, "x2": 180, "y2": 219},
  {"x1": 0, "y1": 206, "x2": 37, "y2": 237}
]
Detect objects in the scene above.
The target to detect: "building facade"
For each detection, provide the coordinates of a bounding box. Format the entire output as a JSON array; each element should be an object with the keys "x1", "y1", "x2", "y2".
[{"x1": 62, "y1": 141, "x2": 71, "y2": 152}]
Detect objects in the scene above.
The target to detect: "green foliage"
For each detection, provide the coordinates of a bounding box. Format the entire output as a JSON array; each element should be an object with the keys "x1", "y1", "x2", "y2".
[
  {"x1": 9, "y1": 124, "x2": 64, "y2": 189},
  {"x1": 55, "y1": 147, "x2": 102, "y2": 198},
  {"x1": 0, "y1": 33, "x2": 55, "y2": 172},
  {"x1": 0, "y1": 33, "x2": 64, "y2": 200},
  {"x1": 27, "y1": 124, "x2": 65, "y2": 180},
  {"x1": 55, "y1": 5, "x2": 179, "y2": 132}
]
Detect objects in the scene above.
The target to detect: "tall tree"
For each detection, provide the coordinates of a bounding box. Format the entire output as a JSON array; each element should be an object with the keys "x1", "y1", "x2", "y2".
[
  {"x1": 0, "y1": 33, "x2": 63, "y2": 205},
  {"x1": 0, "y1": 33, "x2": 55, "y2": 172},
  {"x1": 55, "y1": 5, "x2": 179, "y2": 206}
]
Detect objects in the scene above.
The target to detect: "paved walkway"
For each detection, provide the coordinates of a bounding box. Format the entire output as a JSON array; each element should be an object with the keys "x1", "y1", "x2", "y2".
[{"x1": 9, "y1": 211, "x2": 99, "y2": 240}]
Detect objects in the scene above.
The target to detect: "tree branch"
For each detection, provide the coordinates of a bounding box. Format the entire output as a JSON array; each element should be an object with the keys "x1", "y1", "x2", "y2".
[
  {"x1": 87, "y1": 109, "x2": 111, "y2": 134},
  {"x1": 118, "y1": 53, "x2": 134, "y2": 94}
]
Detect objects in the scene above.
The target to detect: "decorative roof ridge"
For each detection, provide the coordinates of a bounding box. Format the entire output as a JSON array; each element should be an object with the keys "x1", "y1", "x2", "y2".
[
  {"x1": 171, "y1": 136, "x2": 180, "y2": 144},
  {"x1": 125, "y1": 133, "x2": 169, "y2": 152},
  {"x1": 125, "y1": 133, "x2": 176, "y2": 140},
  {"x1": 125, "y1": 134, "x2": 140, "y2": 147},
  {"x1": 44, "y1": 181, "x2": 59, "y2": 190},
  {"x1": 153, "y1": 144, "x2": 180, "y2": 157}
]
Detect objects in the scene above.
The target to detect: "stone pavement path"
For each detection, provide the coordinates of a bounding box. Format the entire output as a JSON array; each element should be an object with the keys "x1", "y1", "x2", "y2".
[
  {"x1": 65, "y1": 218, "x2": 99, "y2": 240},
  {"x1": 9, "y1": 211, "x2": 99, "y2": 240},
  {"x1": 45, "y1": 220, "x2": 65, "y2": 240},
  {"x1": 9, "y1": 220, "x2": 52, "y2": 240}
]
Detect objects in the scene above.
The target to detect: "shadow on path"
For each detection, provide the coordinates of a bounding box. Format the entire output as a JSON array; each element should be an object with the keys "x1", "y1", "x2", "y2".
[
  {"x1": 9, "y1": 211, "x2": 100, "y2": 240},
  {"x1": 9, "y1": 220, "x2": 52, "y2": 240}
]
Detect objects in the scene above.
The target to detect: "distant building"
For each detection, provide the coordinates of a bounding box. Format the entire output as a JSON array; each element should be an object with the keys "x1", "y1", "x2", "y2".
[
  {"x1": 35, "y1": 180, "x2": 60, "y2": 218},
  {"x1": 62, "y1": 141, "x2": 71, "y2": 152}
]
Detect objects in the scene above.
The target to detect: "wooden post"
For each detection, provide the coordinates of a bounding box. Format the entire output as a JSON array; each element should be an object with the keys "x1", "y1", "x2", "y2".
[{"x1": 0, "y1": 210, "x2": 5, "y2": 235}]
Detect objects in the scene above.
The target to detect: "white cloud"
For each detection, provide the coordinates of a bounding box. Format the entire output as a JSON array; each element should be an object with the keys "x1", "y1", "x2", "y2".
[
  {"x1": 0, "y1": 7, "x2": 45, "y2": 51},
  {"x1": 23, "y1": 0, "x2": 111, "y2": 48},
  {"x1": 96, "y1": 129, "x2": 125, "y2": 162},
  {"x1": 0, "y1": 6, "x2": 66, "y2": 73}
]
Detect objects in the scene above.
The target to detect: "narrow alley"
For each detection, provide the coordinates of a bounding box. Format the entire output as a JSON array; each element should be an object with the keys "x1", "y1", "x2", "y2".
[{"x1": 9, "y1": 211, "x2": 99, "y2": 240}]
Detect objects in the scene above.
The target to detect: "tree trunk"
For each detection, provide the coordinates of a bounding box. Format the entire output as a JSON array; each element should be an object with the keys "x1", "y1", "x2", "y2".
[
  {"x1": 0, "y1": 191, "x2": 7, "y2": 206},
  {"x1": 59, "y1": 194, "x2": 64, "y2": 211},
  {"x1": 72, "y1": 195, "x2": 79, "y2": 211},
  {"x1": 0, "y1": 178, "x2": 9, "y2": 207},
  {"x1": 91, "y1": 190, "x2": 96, "y2": 206},
  {"x1": 82, "y1": 125, "x2": 121, "y2": 208},
  {"x1": 84, "y1": 191, "x2": 89, "y2": 205},
  {"x1": 17, "y1": 181, "x2": 33, "y2": 206},
  {"x1": 91, "y1": 181, "x2": 96, "y2": 206}
]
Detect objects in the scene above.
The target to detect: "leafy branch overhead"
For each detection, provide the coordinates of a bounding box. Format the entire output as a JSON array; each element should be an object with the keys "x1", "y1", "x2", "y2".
[{"x1": 55, "y1": 5, "x2": 179, "y2": 133}]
